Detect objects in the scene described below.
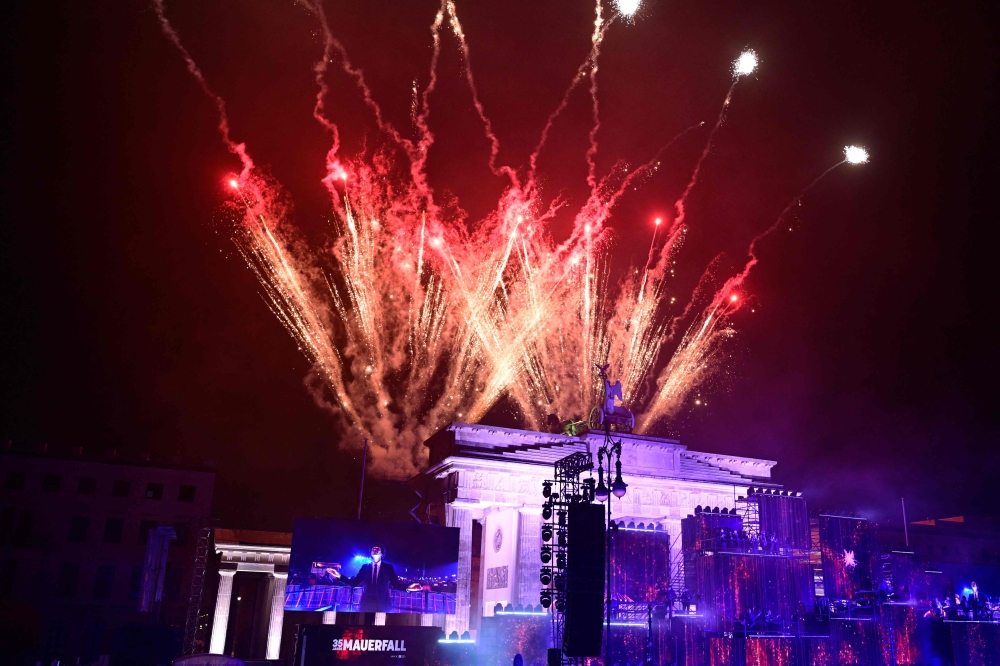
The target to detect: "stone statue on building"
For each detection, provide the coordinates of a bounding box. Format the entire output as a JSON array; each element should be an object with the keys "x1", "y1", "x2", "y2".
[{"x1": 589, "y1": 364, "x2": 635, "y2": 432}]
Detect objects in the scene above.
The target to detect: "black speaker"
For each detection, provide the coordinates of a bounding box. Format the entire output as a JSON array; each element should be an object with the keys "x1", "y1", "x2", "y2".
[
  {"x1": 562, "y1": 502, "x2": 606, "y2": 657},
  {"x1": 547, "y1": 647, "x2": 562, "y2": 666}
]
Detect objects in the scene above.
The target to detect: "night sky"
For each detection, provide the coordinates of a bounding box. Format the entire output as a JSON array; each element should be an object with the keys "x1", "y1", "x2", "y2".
[{"x1": 2, "y1": 1, "x2": 999, "y2": 531}]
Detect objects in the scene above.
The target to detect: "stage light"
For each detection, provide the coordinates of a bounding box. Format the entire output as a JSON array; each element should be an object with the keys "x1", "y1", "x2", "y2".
[
  {"x1": 554, "y1": 574, "x2": 566, "y2": 591},
  {"x1": 541, "y1": 526, "x2": 553, "y2": 542},
  {"x1": 795, "y1": 491, "x2": 803, "y2": 497},
  {"x1": 695, "y1": 505, "x2": 702, "y2": 514},
  {"x1": 542, "y1": 481, "x2": 552, "y2": 498},
  {"x1": 555, "y1": 599, "x2": 566, "y2": 613},
  {"x1": 540, "y1": 546, "x2": 552, "y2": 563},
  {"x1": 540, "y1": 567, "x2": 552, "y2": 585},
  {"x1": 637, "y1": 523, "x2": 645, "y2": 529},
  {"x1": 540, "y1": 591, "x2": 552, "y2": 608},
  {"x1": 557, "y1": 511, "x2": 566, "y2": 526},
  {"x1": 627, "y1": 521, "x2": 636, "y2": 529},
  {"x1": 558, "y1": 532, "x2": 567, "y2": 547},
  {"x1": 747, "y1": 487, "x2": 755, "y2": 495},
  {"x1": 556, "y1": 553, "x2": 567, "y2": 568},
  {"x1": 542, "y1": 504, "x2": 553, "y2": 520}
]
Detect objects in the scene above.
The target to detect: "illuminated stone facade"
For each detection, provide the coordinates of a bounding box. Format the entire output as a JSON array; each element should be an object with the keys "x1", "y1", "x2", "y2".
[{"x1": 417, "y1": 423, "x2": 778, "y2": 637}]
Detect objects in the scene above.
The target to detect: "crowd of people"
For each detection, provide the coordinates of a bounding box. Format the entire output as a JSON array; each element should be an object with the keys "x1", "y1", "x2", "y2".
[
  {"x1": 663, "y1": 588, "x2": 700, "y2": 613},
  {"x1": 706, "y1": 527, "x2": 788, "y2": 553},
  {"x1": 922, "y1": 581, "x2": 999, "y2": 621}
]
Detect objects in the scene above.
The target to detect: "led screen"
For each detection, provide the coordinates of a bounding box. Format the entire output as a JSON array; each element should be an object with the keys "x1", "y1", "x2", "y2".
[{"x1": 285, "y1": 518, "x2": 460, "y2": 614}]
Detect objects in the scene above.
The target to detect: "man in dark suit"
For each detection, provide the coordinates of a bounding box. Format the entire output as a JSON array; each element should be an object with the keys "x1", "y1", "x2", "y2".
[{"x1": 330, "y1": 545, "x2": 421, "y2": 612}]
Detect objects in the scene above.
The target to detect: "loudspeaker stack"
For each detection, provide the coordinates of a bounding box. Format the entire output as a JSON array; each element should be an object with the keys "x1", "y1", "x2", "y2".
[{"x1": 562, "y1": 502, "x2": 606, "y2": 657}]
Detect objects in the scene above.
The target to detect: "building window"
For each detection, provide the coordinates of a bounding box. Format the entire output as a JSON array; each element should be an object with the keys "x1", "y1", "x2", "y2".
[
  {"x1": 77, "y1": 477, "x2": 97, "y2": 495},
  {"x1": 12, "y1": 510, "x2": 32, "y2": 545},
  {"x1": 128, "y1": 566, "x2": 143, "y2": 600},
  {"x1": 42, "y1": 474, "x2": 62, "y2": 492},
  {"x1": 0, "y1": 507, "x2": 14, "y2": 544},
  {"x1": 93, "y1": 565, "x2": 115, "y2": 600},
  {"x1": 112, "y1": 480, "x2": 130, "y2": 497},
  {"x1": 68, "y1": 515, "x2": 90, "y2": 543},
  {"x1": 178, "y1": 485, "x2": 196, "y2": 502},
  {"x1": 4, "y1": 472, "x2": 25, "y2": 491},
  {"x1": 163, "y1": 566, "x2": 182, "y2": 601},
  {"x1": 145, "y1": 483, "x2": 164, "y2": 500},
  {"x1": 138, "y1": 520, "x2": 158, "y2": 545},
  {"x1": 103, "y1": 518, "x2": 124, "y2": 544},
  {"x1": 0, "y1": 559, "x2": 16, "y2": 598},
  {"x1": 57, "y1": 563, "x2": 80, "y2": 598},
  {"x1": 45, "y1": 620, "x2": 69, "y2": 663},
  {"x1": 82, "y1": 621, "x2": 105, "y2": 663},
  {"x1": 173, "y1": 524, "x2": 191, "y2": 547}
]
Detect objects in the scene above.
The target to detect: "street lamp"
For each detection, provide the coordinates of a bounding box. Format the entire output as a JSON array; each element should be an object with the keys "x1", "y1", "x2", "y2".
[
  {"x1": 594, "y1": 435, "x2": 625, "y2": 503},
  {"x1": 594, "y1": 469, "x2": 610, "y2": 503},
  {"x1": 611, "y1": 457, "x2": 628, "y2": 498},
  {"x1": 596, "y1": 427, "x2": 626, "y2": 666}
]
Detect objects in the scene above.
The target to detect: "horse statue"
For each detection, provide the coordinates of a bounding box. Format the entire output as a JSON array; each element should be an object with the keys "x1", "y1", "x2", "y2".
[{"x1": 589, "y1": 364, "x2": 635, "y2": 432}]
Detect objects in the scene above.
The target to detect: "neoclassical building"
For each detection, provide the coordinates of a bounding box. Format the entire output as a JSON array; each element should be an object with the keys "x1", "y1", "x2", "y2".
[
  {"x1": 208, "y1": 529, "x2": 291, "y2": 659},
  {"x1": 416, "y1": 422, "x2": 777, "y2": 637},
  {"x1": 204, "y1": 423, "x2": 777, "y2": 656}
]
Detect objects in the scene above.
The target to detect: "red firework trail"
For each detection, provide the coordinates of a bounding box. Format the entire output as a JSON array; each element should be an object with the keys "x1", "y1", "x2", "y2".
[{"x1": 154, "y1": 1, "x2": 864, "y2": 477}]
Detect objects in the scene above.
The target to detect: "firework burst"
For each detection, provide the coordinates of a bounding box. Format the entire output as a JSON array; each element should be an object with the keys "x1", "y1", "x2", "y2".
[{"x1": 155, "y1": 0, "x2": 865, "y2": 477}]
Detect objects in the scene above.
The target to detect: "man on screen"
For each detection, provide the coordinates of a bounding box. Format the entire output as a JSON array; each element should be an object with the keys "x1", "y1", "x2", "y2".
[{"x1": 329, "y1": 545, "x2": 421, "y2": 612}]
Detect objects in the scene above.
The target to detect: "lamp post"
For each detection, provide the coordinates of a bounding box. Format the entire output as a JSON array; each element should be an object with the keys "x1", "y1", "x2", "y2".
[{"x1": 595, "y1": 426, "x2": 627, "y2": 666}]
